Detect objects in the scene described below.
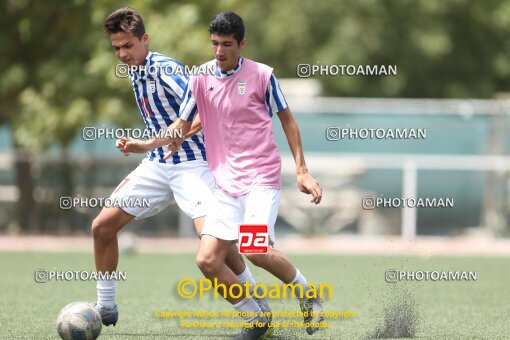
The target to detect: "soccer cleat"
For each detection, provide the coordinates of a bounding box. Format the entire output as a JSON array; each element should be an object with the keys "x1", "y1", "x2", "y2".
[
  {"x1": 234, "y1": 316, "x2": 274, "y2": 340},
  {"x1": 251, "y1": 286, "x2": 272, "y2": 322},
  {"x1": 91, "y1": 302, "x2": 118, "y2": 326},
  {"x1": 299, "y1": 297, "x2": 324, "y2": 335}
]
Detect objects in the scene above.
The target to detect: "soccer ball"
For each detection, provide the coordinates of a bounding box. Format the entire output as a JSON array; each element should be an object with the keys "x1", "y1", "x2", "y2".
[{"x1": 56, "y1": 302, "x2": 102, "y2": 340}]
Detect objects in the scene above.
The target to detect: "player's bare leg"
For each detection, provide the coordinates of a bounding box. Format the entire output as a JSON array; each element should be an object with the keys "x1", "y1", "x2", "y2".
[
  {"x1": 245, "y1": 249, "x2": 296, "y2": 282},
  {"x1": 193, "y1": 217, "x2": 259, "y2": 284},
  {"x1": 196, "y1": 235, "x2": 272, "y2": 339},
  {"x1": 193, "y1": 216, "x2": 247, "y2": 274},
  {"x1": 91, "y1": 207, "x2": 134, "y2": 326},
  {"x1": 196, "y1": 235, "x2": 246, "y2": 304},
  {"x1": 194, "y1": 217, "x2": 271, "y2": 316},
  {"x1": 92, "y1": 207, "x2": 134, "y2": 273},
  {"x1": 245, "y1": 250, "x2": 324, "y2": 335}
]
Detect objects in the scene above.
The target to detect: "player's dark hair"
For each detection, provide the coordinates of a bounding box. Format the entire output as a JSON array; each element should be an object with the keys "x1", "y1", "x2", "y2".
[
  {"x1": 103, "y1": 7, "x2": 146, "y2": 39},
  {"x1": 208, "y1": 11, "x2": 245, "y2": 44}
]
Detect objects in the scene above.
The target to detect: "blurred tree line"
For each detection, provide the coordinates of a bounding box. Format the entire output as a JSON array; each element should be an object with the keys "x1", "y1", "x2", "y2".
[{"x1": 1, "y1": 0, "x2": 509, "y2": 231}]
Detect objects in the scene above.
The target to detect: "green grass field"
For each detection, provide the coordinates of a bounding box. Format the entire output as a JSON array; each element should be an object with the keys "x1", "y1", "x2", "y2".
[{"x1": 1, "y1": 252, "x2": 508, "y2": 339}]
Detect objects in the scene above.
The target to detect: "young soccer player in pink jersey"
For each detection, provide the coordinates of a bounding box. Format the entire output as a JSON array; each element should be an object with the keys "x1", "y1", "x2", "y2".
[{"x1": 148, "y1": 11, "x2": 324, "y2": 339}]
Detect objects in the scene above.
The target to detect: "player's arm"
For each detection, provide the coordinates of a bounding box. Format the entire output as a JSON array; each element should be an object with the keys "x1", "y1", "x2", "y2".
[
  {"x1": 118, "y1": 114, "x2": 200, "y2": 156},
  {"x1": 184, "y1": 115, "x2": 202, "y2": 139},
  {"x1": 267, "y1": 74, "x2": 322, "y2": 204},
  {"x1": 277, "y1": 107, "x2": 322, "y2": 204},
  {"x1": 140, "y1": 113, "x2": 200, "y2": 150},
  {"x1": 134, "y1": 118, "x2": 189, "y2": 154},
  {"x1": 116, "y1": 137, "x2": 151, "y2": 156}
]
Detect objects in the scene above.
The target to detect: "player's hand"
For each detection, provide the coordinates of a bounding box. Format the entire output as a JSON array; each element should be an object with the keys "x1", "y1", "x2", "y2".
[
  {"x1": 116, "y1": 137, "x2": 151, "y2": 156},
  {"x1": 116, "y1": 137, "x2": 127, "y2": 149},
  {"x1": 297, "y1": 173, "x2": 322, "y2": 204},
  {"x1": 163, "y1": 137, "x2": 184, "y2": 159}
]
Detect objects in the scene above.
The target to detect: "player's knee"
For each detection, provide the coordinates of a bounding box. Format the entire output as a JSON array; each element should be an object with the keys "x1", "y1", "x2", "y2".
[
  {"x1": 196, "y1": 252, "x2": 220, "y2": 275},
  {"x1": 245, "y1": 253, "x2": 268, "y2": 268},
  {"x1": 91, "y1": 216, "x2": 119, "y2": 240}
]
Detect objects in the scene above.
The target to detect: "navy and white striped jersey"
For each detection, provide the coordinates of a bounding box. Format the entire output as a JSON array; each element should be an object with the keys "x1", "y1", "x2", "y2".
[{"x1": 128, "y1": 51, "x2": 206, "y2": 164}]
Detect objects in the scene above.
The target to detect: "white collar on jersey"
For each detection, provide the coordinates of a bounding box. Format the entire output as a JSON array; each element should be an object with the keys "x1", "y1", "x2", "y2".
[
  {"x1": 143, "y1": 51, "x2": 154, "y2": 65},
  {"x1": 128, "y1": 51, "x2": 153, "y2": 79},
  {"x1": 215, "y1": 56, "x2": 244, "y2": 78}
]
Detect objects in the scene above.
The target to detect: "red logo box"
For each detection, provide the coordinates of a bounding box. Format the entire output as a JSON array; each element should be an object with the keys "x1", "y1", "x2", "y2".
[{"x1": 238, "y1": 224, "x2": 269, "y2": 254}]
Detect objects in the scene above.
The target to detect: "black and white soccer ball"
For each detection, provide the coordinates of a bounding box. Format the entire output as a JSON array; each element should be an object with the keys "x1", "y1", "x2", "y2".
[{"x1": 56, "y1": 302, "x2": 102, "y2": 340}]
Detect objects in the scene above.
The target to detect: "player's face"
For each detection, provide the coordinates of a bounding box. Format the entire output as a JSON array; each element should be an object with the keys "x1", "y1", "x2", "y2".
[
  {"x1": 109, "y1": 32, "x2": 149, "y2": 66},
  {"x1": 211, "y1": 33, "x2": 246, "y2": 72}
]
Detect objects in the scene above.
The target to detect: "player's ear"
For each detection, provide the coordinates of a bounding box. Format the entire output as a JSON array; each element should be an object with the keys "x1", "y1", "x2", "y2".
[
  {"x1": 142, "y1": 33, "x2": 149, "y2": 46},
  {"x1": 239, "y1": 38, "x2": 246, "y2": 49}
]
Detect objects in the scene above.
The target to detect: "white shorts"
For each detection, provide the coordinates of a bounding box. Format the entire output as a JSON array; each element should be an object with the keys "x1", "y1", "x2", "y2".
[
  {"x1": 201, "y1": 187, "x2": 281, "y2": 244},
  {"x1": 110, "y1": 158, "x2": 215, "y2": 220}
]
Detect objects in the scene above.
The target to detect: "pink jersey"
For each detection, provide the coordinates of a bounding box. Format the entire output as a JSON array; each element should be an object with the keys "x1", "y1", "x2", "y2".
[{"x1": 189, "y1": 58, "x2": 281, "y2": 196}]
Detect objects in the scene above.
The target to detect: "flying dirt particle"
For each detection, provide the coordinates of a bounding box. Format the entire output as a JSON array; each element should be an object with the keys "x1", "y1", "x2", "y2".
[{"x1": 368, "y1": 288, "x2": 419, "y2": 339}]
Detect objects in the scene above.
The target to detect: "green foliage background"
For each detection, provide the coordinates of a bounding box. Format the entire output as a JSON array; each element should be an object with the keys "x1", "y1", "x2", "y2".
[
  {"x1": 1, "y1": 0, "x2": 510, "y2": 150},
  {"x1": 1, "y1": 0, "x2": 509, "y2": 231}
]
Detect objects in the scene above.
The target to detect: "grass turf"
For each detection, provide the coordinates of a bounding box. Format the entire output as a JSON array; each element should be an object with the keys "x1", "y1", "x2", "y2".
[{"x1": 0, "y1": 252, "x2": 508, "y2": 339}]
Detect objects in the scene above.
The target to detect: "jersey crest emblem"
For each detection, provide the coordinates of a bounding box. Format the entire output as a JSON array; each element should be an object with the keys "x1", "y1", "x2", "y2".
[
  {"x1": 148, "y1": 80, "x2": 156, "y2": 93},
  {"x1": 237, "y1": 80, "x2": 246, "y2": 95}
]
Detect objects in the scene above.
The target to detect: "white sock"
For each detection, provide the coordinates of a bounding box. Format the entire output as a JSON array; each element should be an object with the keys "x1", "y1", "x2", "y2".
[
  {"x1": 236, "y1": 266, "x2": 257, "y2": 287},
  {"x1": 97, "y1": 279, "x2": 116, "y2": 309},
  {"x1": 233, "y1": 297, "x2": 262, "y2": 322},
  {"x1": 291, "y1": 268, "x2": 310, "y2": 300}
]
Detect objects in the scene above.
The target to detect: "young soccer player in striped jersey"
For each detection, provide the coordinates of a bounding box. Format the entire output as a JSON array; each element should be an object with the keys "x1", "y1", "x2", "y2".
[
  {"x1": 93, "y1": 7, "x2": 266, "y2": 327},
  {"x1": 153, "y1": 11, "x2": 325, "y2": 340}
]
